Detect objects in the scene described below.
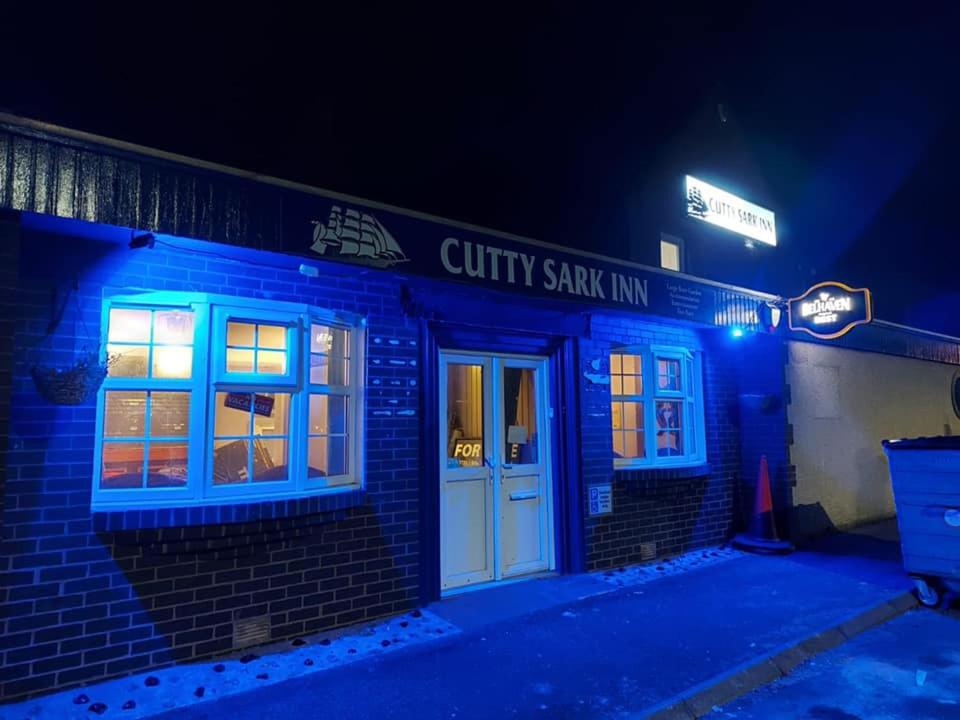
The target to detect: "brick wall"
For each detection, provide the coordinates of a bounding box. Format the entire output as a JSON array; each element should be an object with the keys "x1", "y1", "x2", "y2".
[
  {"x1": 581, "y1": 314, "x2": 745, "y2": 569},
  {"x1": 735, "y1": 333, "x2": 794, "y2": 538},
  {"x1": 0, "y1": 225, "x2": 420, "y2": 701},
  {"x1": 0, "y1": 211, "x2": 20, "y2": 532}
]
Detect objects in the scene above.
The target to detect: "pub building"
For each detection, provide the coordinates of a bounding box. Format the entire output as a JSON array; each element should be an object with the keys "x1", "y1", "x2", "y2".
[{"x1": 1, "y1": 113, "x2": 958, "y2": 702}]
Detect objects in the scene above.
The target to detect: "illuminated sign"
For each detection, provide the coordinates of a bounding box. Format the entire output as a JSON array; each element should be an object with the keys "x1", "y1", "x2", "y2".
[
  {"x1": 452, "y1": 439, "x2": 483, "y2": 467},
  {"x1": 685, "y1": 175, "x2": 777, "y2": 246},
  {"x1": 787, "y1": 281, "x2": 872, "y2": 339}
]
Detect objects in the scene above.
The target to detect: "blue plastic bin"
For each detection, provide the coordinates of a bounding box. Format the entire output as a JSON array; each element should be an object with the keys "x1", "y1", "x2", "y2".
[{"x1": 883, "y1": 436, "x2": 960, "y2": 606}]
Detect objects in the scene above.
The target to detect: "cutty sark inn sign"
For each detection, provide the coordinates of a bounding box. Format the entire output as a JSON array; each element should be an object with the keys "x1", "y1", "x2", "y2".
[
  {"x1": 787, "y1": 281, "x2": 873, "y2": 340},
  {"x1": 282, "y1": 195, "x2": 726, "y2": 325}
]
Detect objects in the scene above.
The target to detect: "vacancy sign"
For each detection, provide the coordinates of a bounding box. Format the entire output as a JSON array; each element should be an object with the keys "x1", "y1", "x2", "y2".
[{"x1": 685, "y1": 175, "x2": 777, "y2": 246}]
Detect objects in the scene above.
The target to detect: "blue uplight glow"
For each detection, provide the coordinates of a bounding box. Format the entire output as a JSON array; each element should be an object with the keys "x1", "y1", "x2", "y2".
[{"x1": 730, "y1": 327, "x2": 745, "y2": 338}]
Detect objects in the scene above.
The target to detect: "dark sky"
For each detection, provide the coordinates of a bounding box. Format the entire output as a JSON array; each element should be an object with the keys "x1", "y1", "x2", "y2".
[{"x1": 3, "y1": 5, "x2": 960, "y2": 333}]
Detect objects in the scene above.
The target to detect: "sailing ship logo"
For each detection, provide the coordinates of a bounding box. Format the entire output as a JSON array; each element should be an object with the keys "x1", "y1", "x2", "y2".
[
  {"x1": 686, "y1": 186, "x2": 709, "y2": 219},
  {"x1": 310, "y1": 205, "x2": 408, "y2": 267}
]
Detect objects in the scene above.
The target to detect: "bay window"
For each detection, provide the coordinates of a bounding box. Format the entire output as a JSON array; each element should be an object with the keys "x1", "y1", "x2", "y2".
[
  {"x1": 93, "y1": 292, "x2": 364, "y2": 510},
  {"x1": 610, "y1": 345, "x2": 705, "y2": 469}
]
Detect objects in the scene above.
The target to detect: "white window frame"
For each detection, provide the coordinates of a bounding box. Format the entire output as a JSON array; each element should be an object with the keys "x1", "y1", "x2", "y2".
[
  {"x1": 610, "y1": 344, "x2": 706, "y2": 470},
  {"x1": 92, "y1": 291, "x2": 365, "y2": 510}
]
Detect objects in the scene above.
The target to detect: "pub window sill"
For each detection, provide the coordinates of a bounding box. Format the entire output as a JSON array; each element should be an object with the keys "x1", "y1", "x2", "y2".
[
  {"x1": 614, "y1": 462, "x2": 712, "y2": 481},
  {"x1": 92, "y1": 487, "x2": 366, "y2": 531}
]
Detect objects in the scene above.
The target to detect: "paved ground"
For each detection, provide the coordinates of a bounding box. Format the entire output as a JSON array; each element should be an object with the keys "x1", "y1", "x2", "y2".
[
  {"x1": 142, "y1": 528, "x2": 909, "y2": 720},
  {"x1": 712, "y1": 609, "x2": 960, "y2": 720},
  {"x1": 1, "y1": 523, "x2": 917, "y2": 720}
]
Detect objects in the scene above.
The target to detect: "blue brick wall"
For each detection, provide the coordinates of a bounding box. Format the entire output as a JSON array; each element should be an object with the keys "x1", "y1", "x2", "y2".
[
  {"x1": 580, "y1": 314, "x2": 745, "y2": 569},
  {"x1": 734, "y1": 333, "x2": 794, "y2": 538},
  {"x1": 0, "y1": 224, "x2": 420, "y2": 701}
]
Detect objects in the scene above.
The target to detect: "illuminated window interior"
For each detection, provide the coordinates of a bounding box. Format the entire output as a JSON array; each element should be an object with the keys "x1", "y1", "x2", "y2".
[
  {"x1": 94, "y1": 294, "x2": 364, "y2": 509},
  {"x1": 609, "y1": 347, "x2": 705, "y2": 468}
]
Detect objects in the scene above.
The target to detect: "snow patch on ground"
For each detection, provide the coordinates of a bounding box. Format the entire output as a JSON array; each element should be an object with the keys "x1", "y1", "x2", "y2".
[
  {"x1": 0, "y1": 609, "x2": 459, "y2": 720},
  {"x1": 599, "y1": 546, "x2": 744, "y2": 588}
]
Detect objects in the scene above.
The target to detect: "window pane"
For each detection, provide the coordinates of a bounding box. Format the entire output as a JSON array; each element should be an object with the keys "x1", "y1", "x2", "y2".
[
  {"x1": 657, "y1": 358, "x2": 681, "y2": 391},
  {"x1": 150, "y1": 392, "x2": 190, "y2": 437},
  {"x1": 107, "y1": 345, "x2": 149, "y2": 377},
  {"x1": 153, "y1": 346, "x2": 193, "y2": 379},
  {"x1": 104, "y1": 391, "x2": 147, "y2": 437},
  {"x1": 310, "y1": 355, "x2": 349, "y2": 385},
  {"x1": 147, "y1": 442, "x2": 189, "y2": 487},
  {"x1": 611, "y1": 402, "x2": 622, "y2": 431},
  {"x1": 108, "y1": 308, "x2": 151, "y2": 343},
  {"x1": 227, "y1": 321, "x2": 255, "y2": 347},
  {"x1": 310, "y1": 394, "x2": 348, "y2": 435},
  {"x1": 253, "y1": 393, "x2": 290, "y2": 436},
  {"x1": 661, "y1": 240, "x2": 680, "y2": 271},
  {"x1": 257, "y1": 350, "x2": 287, "y2": 375},
  {"x1": 258, "y1": 324, "x2": 287, "y2": 350},
  {"x1": 503, "y1": 366, "x2": 538, "y2": 465},
  {"x1": 253, "y1": 438, "x2": 288, "y2": 481},
  {"x1": 311, "y1": 325, "x2": 350, "y2": 357},
  {"x1": 622, "y1": 401, "x2": 643, "y2": 430},
  {"x1": 308, "y1": 436, "x2": 348, "y2": 478},
  {"x1": 102, "y1": 441, "x2": 144, "y2": 488},
  {"x1": 611, "y1": 375, "x2": 622, "y2": 396},
  {"x1": 214, "y1": 439, "x2": 249, "y2": 484},
  {"x1": 610, "y1": 354, "x2": 622, "y2": 374},
  {"x1": 446, "y1": 363, "x2": 484, "y2": 467},
  {"x1": 624, "y1": 431, "x2": 645, "y2": 458},
  {"x1": 622, "y1": 375, "x2": 641, "y2": 396},
  {"x1": 154, "y1": 310, "x2": 194, "y2": 345},
  {"x1": 612, "y1": 431, "x2": 645, "y2": 459},
  {"x1": 622, "y1": 354, "x2": 641, "y2": 375},
  {"x1": 215, "y1": 392, "x2": 252, "y2": 436},
  {"x1": 226, "y1": 348, "x2": 255, "y2": 373},
  {"x1": 656, "y1": 401, "x2": 683, "y2": 456}
]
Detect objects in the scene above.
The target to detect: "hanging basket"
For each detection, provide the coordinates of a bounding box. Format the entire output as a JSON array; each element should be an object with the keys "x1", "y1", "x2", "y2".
[{"x1": 31, "y1": 352, "x2": 113, "y2": 405}]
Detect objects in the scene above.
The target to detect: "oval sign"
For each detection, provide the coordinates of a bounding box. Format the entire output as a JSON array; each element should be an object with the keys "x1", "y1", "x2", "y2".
[{"x1": 787, "y1": 281, "x2": 873, "y2": 340}]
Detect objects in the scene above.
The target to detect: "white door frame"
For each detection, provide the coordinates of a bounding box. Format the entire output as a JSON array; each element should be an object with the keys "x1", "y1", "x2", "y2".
[{"x1": 439, "y1": 350, "x2": 556, "y2": 594}]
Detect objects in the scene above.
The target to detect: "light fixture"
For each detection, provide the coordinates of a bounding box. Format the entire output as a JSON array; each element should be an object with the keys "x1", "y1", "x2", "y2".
[
  {"x1": 730, "y1": 327, "x2": 745, "y2": 339},
  {"x1": 129, "y1": 232, "x2": 156, "y2": 250}
]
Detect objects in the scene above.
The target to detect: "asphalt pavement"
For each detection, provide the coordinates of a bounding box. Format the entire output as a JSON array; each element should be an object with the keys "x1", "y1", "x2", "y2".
[{"x1": 713, "y1": 609, "x2": 960, "y2": 720}]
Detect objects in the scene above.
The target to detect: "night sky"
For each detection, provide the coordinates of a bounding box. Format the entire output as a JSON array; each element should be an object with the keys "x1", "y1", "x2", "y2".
[{"x1": 3, "y1": 6, "x2": 960, "y2": 333}]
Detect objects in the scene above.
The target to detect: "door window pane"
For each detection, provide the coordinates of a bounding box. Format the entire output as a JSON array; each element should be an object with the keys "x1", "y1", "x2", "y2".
[
  {"x1": 446, "y1": 363, "x2": 484, "y2": 468},
  {"x1": 503, "y1": 367, "x2": 539, "y2": 464}
]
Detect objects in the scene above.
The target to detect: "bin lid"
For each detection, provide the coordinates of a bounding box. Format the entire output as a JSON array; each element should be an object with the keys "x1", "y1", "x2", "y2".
[{"x1": 882, "y1": 436, "x2": 960, "y2": 450}]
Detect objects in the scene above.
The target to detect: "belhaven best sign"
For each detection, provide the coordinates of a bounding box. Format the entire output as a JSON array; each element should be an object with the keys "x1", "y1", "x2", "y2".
[{"x1": 787, "y1": 281, "x2": 872, "y2": 340}]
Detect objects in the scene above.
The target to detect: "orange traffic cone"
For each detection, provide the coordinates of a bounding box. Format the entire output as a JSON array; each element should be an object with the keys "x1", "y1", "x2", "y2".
[{"x1": 733, "y1": 455, "x2": 794, "y2": 554}]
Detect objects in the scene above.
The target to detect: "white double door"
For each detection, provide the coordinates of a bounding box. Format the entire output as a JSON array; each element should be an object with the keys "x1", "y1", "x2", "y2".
[{"x1": 439, "y1": 351, "x2": 555, "y2": 593}]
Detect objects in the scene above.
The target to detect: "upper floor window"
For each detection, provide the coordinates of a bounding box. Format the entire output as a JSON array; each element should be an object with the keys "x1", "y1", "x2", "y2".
[
  {"x1": 610, "y1": 345, "x2": 705, "y2": 469},
  {"x1": 94, "y1": 292, "x2": 365, "y2": 510},
  {"x1": 660, "y1": 233, "x2": 683, "y2": 272}
]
